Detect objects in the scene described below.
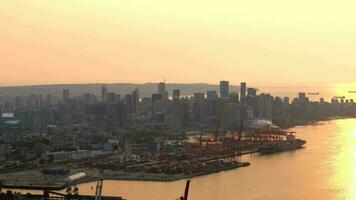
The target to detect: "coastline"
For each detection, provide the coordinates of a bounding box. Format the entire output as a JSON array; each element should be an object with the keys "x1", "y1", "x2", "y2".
[
  {"x1": 278, "y1": 116, "x2": 354, "y2": 130},
  {"x1": 2, "y1": 117, "x2": 354, "y2": 189},
  {"x1": 74, "y1": 162, "x2": 250, "y2": 184}
]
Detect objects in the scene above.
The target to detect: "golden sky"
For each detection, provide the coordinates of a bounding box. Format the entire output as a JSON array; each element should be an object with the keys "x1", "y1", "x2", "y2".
[{"x1": 1, "y1": 0, "x2": 356, "y2": 86}]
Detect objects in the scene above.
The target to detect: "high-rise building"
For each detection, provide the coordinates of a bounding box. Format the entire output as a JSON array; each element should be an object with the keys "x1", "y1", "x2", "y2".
[
  {"x1": 206, "y1": 91, "x2": 218, "y2": 100},
  {"x1": 283, "y1": 97, "x2": 290, "y2": 104},
  {"x1": 63, "y1": 89, "x2": 70, "y2": 101},
  {"x1": 152, "y1": 93, "x2": 162, "y2": 102},
  {"x1": 115, "y1": 94, "x2": 121, "y2": 103},
  {"x1": 298, "y1": 92, "x2": 306, "y2": 102},
  {"x1": 194, "y1": 92, "x2": 205, "y2": 102},
  {"x1": 107, "y1": 92, "x2": 116, "y2": 102},
  {"x1": 173, "y1": 89, "x2": 180, "y2": 101},
  {"x1": 229, "y1": 92, "x2": 239, "y2": 103},
  {"x1": 247, "y1": 88, "x2": 257, "y2": 97},
  {"x1": 102, "y1": 85, "x2": 108, "y2": 102},
  {"x1": 125, "y1": 94, "x2": 133, "y2": 113},
  {"x1": 220, "y1": 80, "x2": 229, "y2": 98},
  {"x1": 240, "y1": 82, "x2": 246, "y2": 99},
  {"x1": 151, "y1": 93, "x2": 162, "y2": 113},
  {"x1": 46, "y1": 94, "x2": 52, "y2": 105},
  {"x1": 257, "y1": 93, "x2": 273, "y2": 120},
  {"x1": 158, "y1": 82, "x2": 168, "y2": 99},
  {"x1": 132, "y1": 89, "x2": 139, "y2": 113}
]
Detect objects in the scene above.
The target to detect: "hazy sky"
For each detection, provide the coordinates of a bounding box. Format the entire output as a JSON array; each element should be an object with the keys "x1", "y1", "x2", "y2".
[{"x1": 1, "y1": 0, "x2": 356, "y2": 86}]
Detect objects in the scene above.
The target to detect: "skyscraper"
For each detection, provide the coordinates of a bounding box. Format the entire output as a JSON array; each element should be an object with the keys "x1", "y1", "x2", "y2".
[
  {"x1": 247, "y1": 88, "x2": 257, "y2": 97},
  {"x1": 158, "y1": 82, "x2": 168, "y2": 100},
  {"x1": 63, "y1": 89, "x2": 70, "y2": 101},
  {"x1": 298, "y1": 92, "x2": 306, "y2": 102},
  {"x1": 102, "y1": 85, "x2": 108, "y2": 102},
  {"x1": 173, "y1": 89, "x2": 180, "y2": 101},
  {"x1": 220, "y1": 80, "x2": 229, "y2": 98},
  {"x1": 151, "y1": 93, "x2": 162, "y2": 113},
  {"x1": 194, "y1": 92, "x2": 205, "y2": 102},
  {"x1": 125, "y1": 94, "x2": 133, "y2": 113},
  {"x1": 132, "y1": 88, "x2": 139, "y2": 113},
  {"x1": 107, "y1": 92, "x2": 116, "y2": 102},
  {"x1": 240, "y1": 82, "x2": 247, "y2": 100},
  {"x1": 229, "y1": 92, "x2": 239, "y2": 103},
  {"x1": 206, "y1": 90, "x2": 218, "y2": 100}
]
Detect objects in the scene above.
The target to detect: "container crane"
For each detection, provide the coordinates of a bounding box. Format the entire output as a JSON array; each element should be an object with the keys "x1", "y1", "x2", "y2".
[
  {"x1": 176, "y1": 180, "x2": 191, "y2": 200},
  {"x1": 95, "y1": 178, "x2": 104, "y2": 200}
]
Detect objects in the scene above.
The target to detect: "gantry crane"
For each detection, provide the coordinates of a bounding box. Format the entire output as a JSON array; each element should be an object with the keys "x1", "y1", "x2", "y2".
[
  {"x1": 95, "y1": 178, "x2": 104, "y2": 200},
  {"x1": 176, "y1": 180, "x2": 191, "y2": 200}
]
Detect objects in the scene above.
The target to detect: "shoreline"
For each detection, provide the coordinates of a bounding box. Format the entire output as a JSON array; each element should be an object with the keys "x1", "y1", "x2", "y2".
[
  {"x1": 0, "y1": 162, "x2": 250, "y2": 190},
  {"x1": 103, "y1": 162, "x2": 250, "y2": 182},
  {"x1": 2, "y1": 117, "x2": 354, "y2": 188},
  {"x1": 278, "y1": 116, "x2": 354, "y2": 130}
]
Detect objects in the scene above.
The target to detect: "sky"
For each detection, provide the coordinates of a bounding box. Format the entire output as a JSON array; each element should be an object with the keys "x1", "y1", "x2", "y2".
[{"x1": 1, "y1": 0, "x2": 356, "y2": 87}]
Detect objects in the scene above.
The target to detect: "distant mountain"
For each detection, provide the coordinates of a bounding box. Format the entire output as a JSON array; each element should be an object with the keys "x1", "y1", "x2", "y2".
[{"x1": 0, "y1": 83, "x2": 240, "y2": 98}]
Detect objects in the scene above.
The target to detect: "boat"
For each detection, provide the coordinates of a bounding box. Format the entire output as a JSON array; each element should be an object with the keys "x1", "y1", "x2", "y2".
[{"x1": 258, "y1": 133, "x2": 306, "y2": 154}]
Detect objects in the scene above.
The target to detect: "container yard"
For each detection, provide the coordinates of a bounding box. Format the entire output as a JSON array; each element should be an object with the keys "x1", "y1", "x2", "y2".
[{"x1": 0, "y1": 118, "x2": 306, "y2": 194}]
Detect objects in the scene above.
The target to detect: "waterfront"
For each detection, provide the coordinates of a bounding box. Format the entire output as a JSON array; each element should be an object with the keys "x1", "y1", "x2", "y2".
[{"x1": 75, "y1": 118, "x2": 356, "y2": 200}]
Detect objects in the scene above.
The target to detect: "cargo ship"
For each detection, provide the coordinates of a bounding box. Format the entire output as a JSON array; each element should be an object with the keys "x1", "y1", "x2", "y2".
[{"x1": 258, "y1": 133, "x2": 306, "y2": 155}]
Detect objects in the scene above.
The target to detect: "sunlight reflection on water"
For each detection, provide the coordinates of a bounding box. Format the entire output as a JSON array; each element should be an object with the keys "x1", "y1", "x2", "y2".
[{"x1": 75, "y1": 119, "x2": 356, "y2": 200}]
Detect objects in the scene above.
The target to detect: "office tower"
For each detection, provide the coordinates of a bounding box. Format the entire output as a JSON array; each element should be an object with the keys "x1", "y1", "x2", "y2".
[
  {"x1": 82, "y1": 93, "x2": 91, "y2": 103},
  {"x1": 298, "y1": 92, "x2": 306, "y2": 101},
  {"x1": 151, "y1": 93, "x2": 162, "y2": 113},
  {"x1": 229, "y1": 92, "x2": 239, "y2": 103},
  {"x1": 220, "y1": 80, "x2": 229, "y2": 98},
  {"x1": 173, "y1": 89, "x2": 180, "y2": 101},
  {"x1": 107, "y1": 92, "x2": 116, "y2": 102},
  {"x1": 46, "y1": 94, "x2": 52, "y2": 105},
  {"x1": 194, "y1": 92, "x2": 205, "y2": 102},
  {"x1": 240, "y1": 82, "x2": 247, "y2": 99},
  {"x1": 125, "y1": 94, "x2": 133, "y2": 113},
  {"x1": 206, "y1": 91, "x2": 218, "y2": 100},
  {"x1": 115, "y1": 94, "x2": 121, "y2": 103},
  {"x1": 63, "y1": 89, "x2": 70, "y2": 101},
  {"x1": 247, "y1": 88, "x2": 257, "y2": 97},
  {"x1": 152, "y1": 93, "x2": 162, "y2": 102},
  {"x1": 30, "y1": 94, "x2": 38, "y2": 109},
  {"x1": 283, "y1": 97, "x2": 290, "y2": 104},
  {"x1": 102, "y1": 85, "x2": 108, "y2": 102},
  {"x1": 132, "y1": 89, "x2": 139, "y2": 113},
  {"x1": 257, "y1": 93, "x2": 274, "y2": 120},
  {"x1": 158, "y1": 82, "x2": 165, "y2": 96}
]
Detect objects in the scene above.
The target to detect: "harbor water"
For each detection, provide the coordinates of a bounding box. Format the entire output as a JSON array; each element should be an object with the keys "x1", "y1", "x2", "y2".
[{"x1": 77, "y1": 118, "x2": 356, "y2": 200}]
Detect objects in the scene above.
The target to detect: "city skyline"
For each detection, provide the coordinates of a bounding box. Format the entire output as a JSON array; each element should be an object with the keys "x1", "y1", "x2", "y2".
[
  {"x1": 2, "y1": 2, "x2": 356, "y2": 200},
  {"x1": 2, "y1": 1, "x2": 356, "y2": 87}
]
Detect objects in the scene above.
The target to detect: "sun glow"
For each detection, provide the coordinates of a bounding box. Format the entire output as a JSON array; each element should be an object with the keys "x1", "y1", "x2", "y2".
[
  {"x1": 331, "y1": 83, "x2": 356, "y2": 101},
  {"x1": 328, "y1": 120, "x2": 356, "y2": 199}
]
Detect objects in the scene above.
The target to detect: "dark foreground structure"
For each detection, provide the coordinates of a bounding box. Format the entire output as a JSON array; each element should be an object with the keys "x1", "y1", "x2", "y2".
[
  {"x1": 0, "y1": 179, "x2": 124, "y2": 200},
  {"x1": 0, "y1": 192, "x2": 122, "y2": 200}
]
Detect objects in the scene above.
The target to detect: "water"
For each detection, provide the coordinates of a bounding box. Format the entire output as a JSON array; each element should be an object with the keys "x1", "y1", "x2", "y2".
[
  {"x1": 257, "y1": 84, "x2": 356, "y2": 102},
  {"x1": 77, "y1": 119, "x2": 356, "y2": 200}
]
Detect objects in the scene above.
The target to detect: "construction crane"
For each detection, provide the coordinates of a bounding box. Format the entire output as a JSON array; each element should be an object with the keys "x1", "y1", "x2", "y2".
[
  {"x1": 95, "y1": 178, "x2": 104, "y2": 200},
  {"x1": 176, "y1": 180, "x2": 191, "y2": 200}
]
